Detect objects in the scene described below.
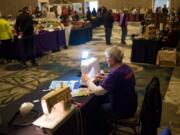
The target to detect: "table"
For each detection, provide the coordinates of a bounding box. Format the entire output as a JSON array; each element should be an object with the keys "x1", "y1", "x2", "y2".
[
  {"x1": 127, "y1": 14, "x2": 144, "y2": 22},
  {"x1": 0, "y1": 30, "x2": 66, "y2": 60},
  {"x1": 91, "y1": 16, "x2": 103, "y2": 28},
  {"x1": 69, "y1": 26, "x2": 92, "y2": 45},
  {"x1": 131, "y1": 39, "x2": 160, "y2": 64},
  {"x1": 35, "y1": 30, "x2": 66, "y2": 54},
  {"x1": 0, "y1": 69, "x2": 104, "y2": 135}
]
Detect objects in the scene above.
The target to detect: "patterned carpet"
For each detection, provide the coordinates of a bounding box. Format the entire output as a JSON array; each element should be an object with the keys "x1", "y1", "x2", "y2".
[{"x1": 0, "y1": 22, "x2": 180, "y2": 134}]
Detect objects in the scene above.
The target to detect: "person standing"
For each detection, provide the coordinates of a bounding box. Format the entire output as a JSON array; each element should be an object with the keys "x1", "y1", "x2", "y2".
[
  {"x1": 103, "y1": 9, "x2": 114, "y2": 45},
  {"x1": 162, "y1": 4, "x2": 168, "y2": 17},
  {"x1": 72, "y1": 11, "x2": 80, "y2": 21},
  {"x1": 86, "y1": 7, "x2": 92, "y2": 21},
  {"x1": 120, "y1": 9, "x2": 128, "y2": 45},
  {"x1": 0, "y1": 12, "x2": 13, "y2": 62},
  {"x1": 92, "y1": 8, "x2": 97, "y2": 17},
  {"x1": 15, "y1": 7, "x2": 37, "y2": 67}
]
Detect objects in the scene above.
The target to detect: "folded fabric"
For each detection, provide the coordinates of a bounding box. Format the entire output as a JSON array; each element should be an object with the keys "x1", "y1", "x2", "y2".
[{"x1": 71, "y1": 88, "x2": 90, "y2": 97}]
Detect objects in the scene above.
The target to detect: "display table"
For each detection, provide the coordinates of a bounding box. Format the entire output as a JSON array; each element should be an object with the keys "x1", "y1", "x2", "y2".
[
  {"x1": 131, "y1": 39, "x2": 160, "y2": 64},
  {"x1": 69, "y1": 26, "x2": 92, "y2": 45},
  {"x1": 35, "y1": 30, "x2": 66, "y2": 54},
  {"x1": 91, "y1": 16, "x2": 103, "y2": 28},
  {"x1": 0, "y1": 30, "x2": 66, "y2": 60},
  {"x1": 127, "y1": 14, "x2": 144, "y2": 22},
  {"x1": 0, "y1": 69, "x2": 104, "y2": 135}
]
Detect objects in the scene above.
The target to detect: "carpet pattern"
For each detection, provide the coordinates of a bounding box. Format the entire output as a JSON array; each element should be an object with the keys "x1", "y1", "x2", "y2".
[{"x1": 0, "y1": 22, "x2": 180, "y2": 134}]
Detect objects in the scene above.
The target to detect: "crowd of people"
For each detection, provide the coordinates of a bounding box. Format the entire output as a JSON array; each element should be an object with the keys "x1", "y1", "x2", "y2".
[
  {"x1": 0, "y1": 4, "x2": 180, "y2": 64},
  {"x1": 98, "y1": 5, "x2": 180, "y2": 47},
  {"x1": 0, "y1": 7, "x2": 38, "y2": 67}
]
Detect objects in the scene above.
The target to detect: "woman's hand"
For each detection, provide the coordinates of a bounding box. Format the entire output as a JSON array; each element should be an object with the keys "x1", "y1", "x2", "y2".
[
  {"x1": 81, "y1": 74, "x2": 89, "y2": 83},
  {"x1": 94, "y1": 74, "x2": 105, "y2": 82}
]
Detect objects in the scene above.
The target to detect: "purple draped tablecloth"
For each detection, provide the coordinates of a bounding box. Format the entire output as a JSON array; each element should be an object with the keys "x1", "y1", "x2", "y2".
[{"x1": 11, "y1": 30, "x2": 66, "y2": 59}]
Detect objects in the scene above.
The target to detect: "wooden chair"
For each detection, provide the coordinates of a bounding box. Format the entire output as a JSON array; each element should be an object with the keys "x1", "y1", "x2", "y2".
[{"x1": 107, "y1": 107, "x2": 141, "y2": 135}]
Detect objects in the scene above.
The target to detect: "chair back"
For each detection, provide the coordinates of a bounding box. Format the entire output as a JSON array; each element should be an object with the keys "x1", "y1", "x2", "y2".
[{"x1": 140, "y1": 76, "x2": 162, "y2": 135}]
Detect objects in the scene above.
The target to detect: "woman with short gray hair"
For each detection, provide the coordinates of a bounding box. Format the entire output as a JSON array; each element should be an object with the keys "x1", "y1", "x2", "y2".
[
  {"x1": 81, "y1": 45, "x2": 137, "y2": 120},
  {"x1": 105, "y1": 45, "x2": 124, "y2": 63}
]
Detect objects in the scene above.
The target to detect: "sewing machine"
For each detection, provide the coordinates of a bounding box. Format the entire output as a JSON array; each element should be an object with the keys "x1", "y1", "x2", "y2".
[
  {"x1": 41, "y1": 85, "x2": 71, "y2": 114},
  {"x1": 33, "y1": 85, "x2": 75, "y2": 129}
]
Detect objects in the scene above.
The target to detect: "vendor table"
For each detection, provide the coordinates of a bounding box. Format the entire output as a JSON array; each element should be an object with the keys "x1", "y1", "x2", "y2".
[
  {"x1": 131, "y1": 39, "x2": 160, "y2": 64},
  {"x1": 69, "y1": 26, "x2": 92, "y2": 45},
  {"x1": 91, "y1": 16, "x2": 103, "y2": 28},
  {"x1": 0, "y1": 69, "x2": 104, "y2": 135},
  {"x1": 0, "y1": 30, "x2": 66, "y2": 60}
]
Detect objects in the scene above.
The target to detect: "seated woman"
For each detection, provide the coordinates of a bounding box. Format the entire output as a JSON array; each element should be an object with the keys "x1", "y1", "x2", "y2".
[{"x1": 81, "y1": 45, "x2": 138, "y2": 119}]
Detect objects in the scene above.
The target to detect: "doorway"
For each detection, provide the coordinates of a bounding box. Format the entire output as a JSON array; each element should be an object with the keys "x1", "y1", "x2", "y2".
[
  {"x1": 85, "y1": 0, "x2": 98, "y2": 12},
  {"x1": 153, "y1": 0, "x2": 170, "y2": 11}
]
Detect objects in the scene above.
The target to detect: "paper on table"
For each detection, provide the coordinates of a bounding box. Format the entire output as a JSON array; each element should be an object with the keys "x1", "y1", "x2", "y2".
[{"x1": 49, "y1": 80, "x2": 78, "y2": 90}]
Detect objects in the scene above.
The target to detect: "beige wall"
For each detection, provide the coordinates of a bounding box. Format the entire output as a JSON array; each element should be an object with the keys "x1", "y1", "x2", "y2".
[
  {"x1": 99, "y1": 0, "x2": 153, "y2": 10},
  {"x1": 0, "y1": 0, "x2": 37, "y2": 18},
  {"x1": 0, "y1": 0, "x2": 179, "y2": 18},
  {"x1": 171, "y1": 0, "x2": 180, "y2": 10},
  {"x1": 68, "y1": 0, "x2": 84, "y2": 13}
]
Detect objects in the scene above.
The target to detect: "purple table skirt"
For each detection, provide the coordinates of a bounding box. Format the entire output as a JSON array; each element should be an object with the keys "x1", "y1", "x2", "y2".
[{"x1": 12, "y1": 30, "x2": 66, "y2": 59}]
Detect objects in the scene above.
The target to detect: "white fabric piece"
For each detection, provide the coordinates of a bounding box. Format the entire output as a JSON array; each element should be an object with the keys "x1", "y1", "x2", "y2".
[
  {"x1": 64, "y1": 26, "x2": 72, "y2": 46},
  {"x1": 87, "y1": 80, "x2": 107, "y2": 96}
]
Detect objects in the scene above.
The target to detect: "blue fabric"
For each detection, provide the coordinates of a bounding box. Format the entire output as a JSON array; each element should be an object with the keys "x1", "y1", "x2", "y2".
[
  {"x1": 159, "y1": 128, "x2": 171, "y2": 135},
  {"x1": 69, "y1": 26, "x2": 92, "y2": 45}
]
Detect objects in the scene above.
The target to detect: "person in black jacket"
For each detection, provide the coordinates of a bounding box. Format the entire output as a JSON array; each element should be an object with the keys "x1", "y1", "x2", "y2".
[
  {"x1": 103, "y1": 9, "x2": 114, "y2": 45},
  {"x1": 92, "y1": 8, "x2": 97, "y2": 17},
  {"x1": 86, "y1": 7, "x2": 92, "y2": 21},
  {"x1": 15, "y1": 6, "x2": 37, "y2": 67}
]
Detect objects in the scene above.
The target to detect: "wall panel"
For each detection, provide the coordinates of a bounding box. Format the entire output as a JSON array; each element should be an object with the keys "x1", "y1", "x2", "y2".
[
  {"x1": 171, "y1": 0, "x2": 180, "y2": 10},
  {"x1": 0, "y1": 0, "x2": 179, "y2": 18},
  {"x1": 0, "y1": 0, "x2": 37, "y2": 18},
  {"x1": 99, "y1": 0, "x2": 153, "y2": 10}
]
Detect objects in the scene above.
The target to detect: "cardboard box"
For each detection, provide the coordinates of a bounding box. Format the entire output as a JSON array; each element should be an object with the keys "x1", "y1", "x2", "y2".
[{"x1": 156, "y1": 49, "x2": 177, "y2": 67}]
